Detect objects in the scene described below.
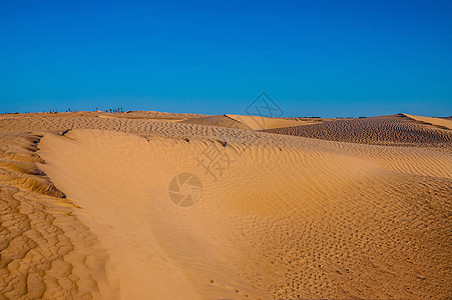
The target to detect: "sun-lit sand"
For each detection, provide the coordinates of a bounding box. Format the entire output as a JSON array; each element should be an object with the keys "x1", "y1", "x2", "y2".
[
  {"x1": 403, "y1": 113, "x2": 452, "y2": 130},
  {"x1": 0, "y1": 111, "x2": 451, "y2": 299}
]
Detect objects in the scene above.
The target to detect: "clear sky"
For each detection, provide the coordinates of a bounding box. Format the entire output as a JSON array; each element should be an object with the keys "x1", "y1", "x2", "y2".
[{"x1": 1, "y1": 0, "x2": 451, "y2": 117}]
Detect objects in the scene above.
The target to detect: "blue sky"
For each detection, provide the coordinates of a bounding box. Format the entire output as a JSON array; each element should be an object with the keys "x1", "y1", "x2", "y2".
[{"x1": 0, "y1": 0, "x2": 451, "y2": 117}]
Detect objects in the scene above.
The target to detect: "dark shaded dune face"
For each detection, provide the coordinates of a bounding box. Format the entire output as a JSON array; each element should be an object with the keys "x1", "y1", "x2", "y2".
[{"x1": 265, "y1": 114, "x2": 452, "y2": 147}]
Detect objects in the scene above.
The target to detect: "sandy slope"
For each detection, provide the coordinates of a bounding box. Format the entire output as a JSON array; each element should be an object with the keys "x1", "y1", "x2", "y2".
[
  {"x1": 0, "y1": 112, "x2": 451, "y2": 299},
  {"x1": 404, "y1": 113, "x2": 452, "y2": 130}
]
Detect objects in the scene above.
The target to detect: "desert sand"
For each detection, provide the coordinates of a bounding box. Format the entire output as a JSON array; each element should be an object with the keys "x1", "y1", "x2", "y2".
[{"x1": 0, "y1": 111, "x2": 451, "y2": 299}]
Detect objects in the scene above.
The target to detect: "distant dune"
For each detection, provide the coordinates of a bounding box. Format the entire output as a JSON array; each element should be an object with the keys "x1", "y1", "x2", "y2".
[
  {"x1": 225, "y1": 114, "x2": 315, "y2": 130},
  {"x1": 182, "y1": 113, "x2": 316, "y2": 130},
  {"x1": 265, "y1": 114, "x2": 452, "y2": 147},
  {"x1": 403, "y1": 113, "x2": 452, "y2": 130},
  {"x1": 181, "y1": 114, "x2": 253, "y2": 130},
  {"x1": 0, "y1": 111, "x2": 450, "y2": 299}
]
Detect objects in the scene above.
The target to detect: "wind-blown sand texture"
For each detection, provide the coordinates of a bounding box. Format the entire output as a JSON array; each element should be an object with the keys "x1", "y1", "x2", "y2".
[
  {"x1": 265, "y1": 114, "x2": 452, "y2": 148},
  {"x1": 0, "y1": 111, "x2": 451, "y2": 299}
]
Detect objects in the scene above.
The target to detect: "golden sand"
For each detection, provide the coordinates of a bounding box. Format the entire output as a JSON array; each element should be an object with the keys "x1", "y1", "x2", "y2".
[{"x1": 0, "y1": 111, "x2": 450, "y2": 299}]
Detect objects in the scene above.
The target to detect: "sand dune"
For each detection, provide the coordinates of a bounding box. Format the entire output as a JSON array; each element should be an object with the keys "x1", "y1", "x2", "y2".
[
  {"x1": 225, "y1": 114, "x2": 314, "y2": 130},
  {"x1": 404, "y1": 113, "x2": 452, "y2": 130},
  {"x1": 265, "y1": 114, "x2": 452, "y2": 147},
  {"x1": 0, "y1": 111, "x2": 451, "y2": 299},
  {"x1": 182, "y1": 114, "x2": 315, "y2": 131},
  {"x1": 181, "y1": 114, "x2": 253, "y2": 130}
]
